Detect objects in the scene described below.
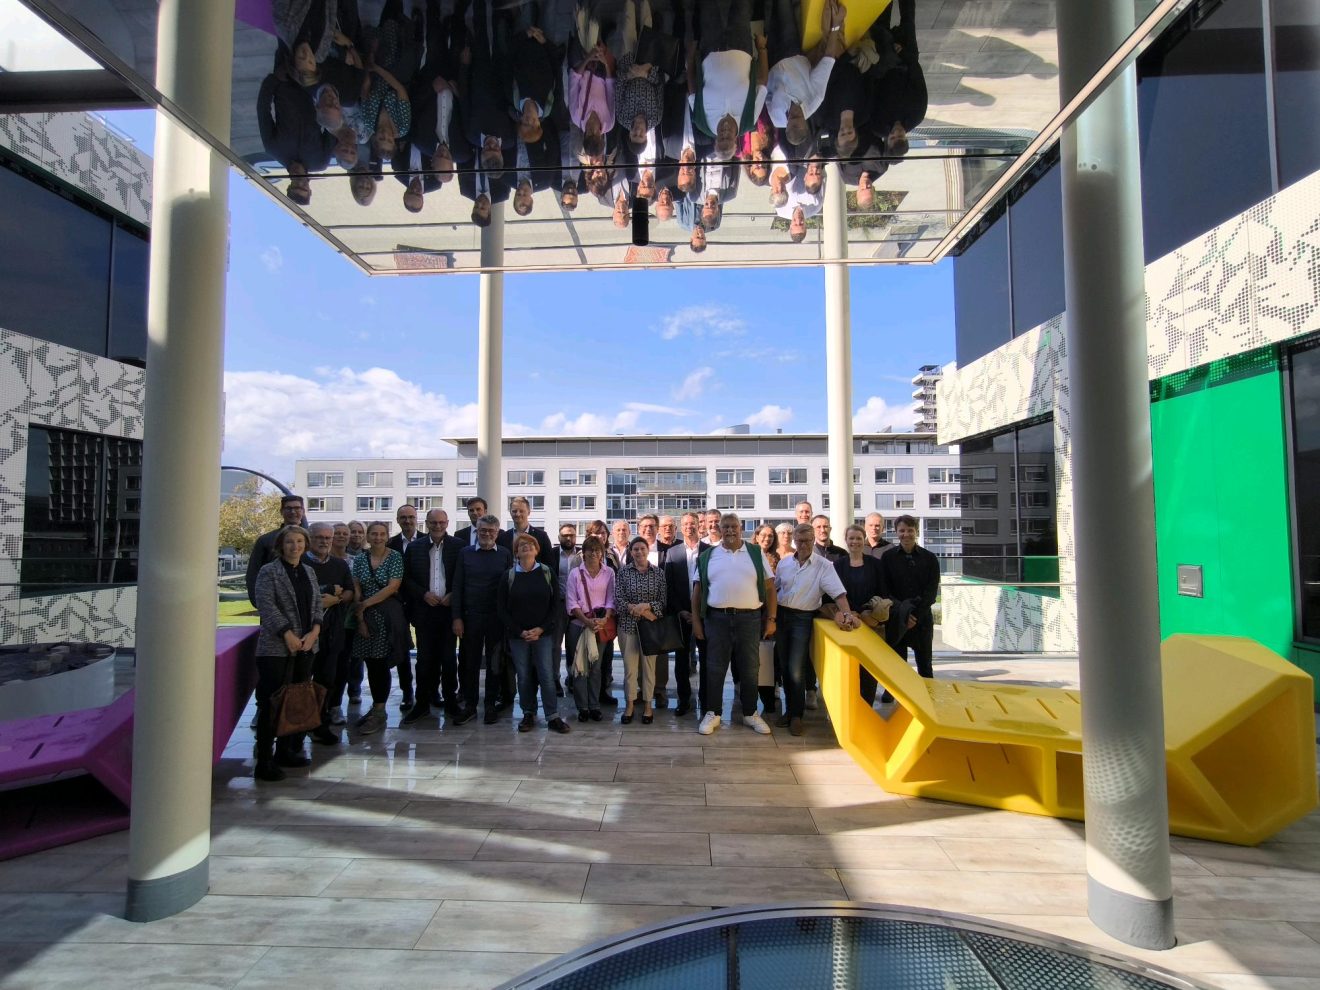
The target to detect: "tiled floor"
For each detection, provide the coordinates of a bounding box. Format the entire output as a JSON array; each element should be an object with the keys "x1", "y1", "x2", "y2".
[{"x1": 1, "y1": 651, "x2": 1318, "y2": 990}]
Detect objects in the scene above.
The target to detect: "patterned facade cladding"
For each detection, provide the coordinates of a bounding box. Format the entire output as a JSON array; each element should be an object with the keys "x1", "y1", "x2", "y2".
[
  {"x1": 937, "y1": 168, "x2": 1320, "y2": 653},
  {"x1": 0, "y1": 326, "x2": 145, "y2": 647},
  {"x1": 0, "y1": 112, "x2": 152, "y2": 226}
]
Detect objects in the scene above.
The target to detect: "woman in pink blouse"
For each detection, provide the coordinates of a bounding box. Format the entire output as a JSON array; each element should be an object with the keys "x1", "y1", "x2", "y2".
[{"x1": 565, "y1": 535, "x2": 617, "y2": 722}]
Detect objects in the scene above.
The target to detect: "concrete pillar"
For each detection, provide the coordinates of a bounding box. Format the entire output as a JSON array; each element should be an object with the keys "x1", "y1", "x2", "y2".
[
  {"x1": 477, "y1": 208, "x2": 505, "y2": 517},
  {"x1": 1057, "y1": 0, "x2": 1175, "y2": 950},
  {"x1": 126, "y1": 0, "x2": 234, "y2": 922},
  {"x1": 823, "y1": 162, "x2": 855, "y2": 535}
]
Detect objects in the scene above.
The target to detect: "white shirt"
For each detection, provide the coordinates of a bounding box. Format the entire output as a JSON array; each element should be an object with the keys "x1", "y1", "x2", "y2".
[
  {"x1": 774, "y1": 552, "x2": 846, "y2": 612},
  {"x1": 428, "y1": 539, "x2": 448, "y2": 598},
  {"x1": 766, "y1": 55, "x2": 836, "y2": 128},
  {"x1": 436, "y1": 88, "x2": 454, "y2": 146},
  {"x1": 704, "y1": 543, "x2": 762, "y2": 610},
  {"x1": 683, "y1": 541, "x2": 702, "y2": 587},
  {"x1": 689, "y1": 50, "x2": 768, "y2": 129}
]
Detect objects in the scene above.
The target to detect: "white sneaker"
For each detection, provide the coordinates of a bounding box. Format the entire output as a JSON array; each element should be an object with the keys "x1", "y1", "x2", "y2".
[
  {"x1": 697, "y1": 712, "x2": 721, "y2": 735},
  {"x1": 805, "y1": 690, "x2": 818, "y2": 710},
  {"x1": 327, "y1": 707, "x2": 346, "y2": 726},
  {"x1": 743, "y1": 712, "x2": 772, "y2": 735}
]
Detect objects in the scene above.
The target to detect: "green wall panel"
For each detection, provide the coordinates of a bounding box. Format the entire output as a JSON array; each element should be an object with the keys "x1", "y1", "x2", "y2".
[{"x1": 1151, "y1": 357, "x2": 1297, "y2": 667}]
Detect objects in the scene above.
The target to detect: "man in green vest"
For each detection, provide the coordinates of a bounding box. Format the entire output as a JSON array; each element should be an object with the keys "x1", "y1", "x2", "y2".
[
  {"x1": 685, "y1": 0, "x2": 770, "y2": 161},
  {"x1": 692, "y1": 512, "x2": 778, "y2": 735}
]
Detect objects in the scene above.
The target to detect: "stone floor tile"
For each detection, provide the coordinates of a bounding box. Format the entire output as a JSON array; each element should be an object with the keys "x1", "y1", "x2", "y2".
[
  {"x1": 444, "y1": 760, "x2": 621, "y2": 781},
  {"x1": 417, "y1": 900, "x2": 681, "y2": 954},
  {"x1": 394, "y1": 801, "x2": 606, "y2": 831},
  {"x1": 321, "y1": 858, "x2": 589, "y2": 903},
  {"x1": 709, "y1": 833, "x2": 956, "y2": 871},
  {"x1": 838, "y1": 868, "x2": 1088, "y2": 916},
  {"x1": 509, "y1": 780, "x2": 707, "y2": 807},
  {"x1": 705, "y1": 783, "x2": 907, "y2": 808},
  {"x1": 0, "y1": 942, "x2": 268, "y2": 989},
  {"x1": 601, "y1": 803, "x2": 818, "y2": 834},
  {"x1": 936, "y1": 837, "x2": 1212, "y2": 876},
  {"x1": 232, "y1": 946, "x2": 553, "y2": 990},
  {"x1": 614, "y1": 763, "x2": 796, "y2": 783},
  {"x1": 582, "y1": 863, "x2": 846, "y2": 907},
  {"x1": 243, "y1": 824, "x2": 489, "y2": 860},
  {"x1": 475, "y1": 829, "x2": 711, "y2": 866}
]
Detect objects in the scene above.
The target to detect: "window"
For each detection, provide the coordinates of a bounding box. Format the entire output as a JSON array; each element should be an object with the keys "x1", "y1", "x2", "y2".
[
  {"x1": 21, "y1": 426, "x2": 141, "y2": 594},
  {"x1": 953, "y1": 206, "x2": 1012, "y2": 366},
  {"x1": 716, "y1": 494, "x2": 755, "y2": 510},
  {"x1": 457, "y1": 470, "x2": 477, "y2": 487},
  {"x1": 821, "y1": 493, "x2": 861, "y2": 510},
  {"x1": 929, "y1": 493, "x2": 965, "y2": 509},
  {"x1": 356, "y1": 471, "x2": 394, "y2": 488},
  {"x1": 894, "y1": 493, "x2": 915, "y2": 510},
  {"x1": 306, "y1": 496, "x2": 343, "y2": 512},
  {"x1": 768, "y1": 493, "x2": 809, "y2": 511},
  {"x1": 716, "y1": 469, "x2": 755, "y2": 485},
  {"x1": 109, "y1": 223, "x2": 149, "y2": 365},
  {"x1": 560, "y1": 495, "x2": 597, "y2": 511},
  {"x1": 959, "y1": 418, "x2": 1057, "y2": 581},
  {"x1": 768, "y1": 468, "x2": 807, "y2": 485},
  {"x1": 560, "y1": 469, "x2": 597, "y2": 486},
  {"x1": 928, "y1": 467, "x2": 968, "y2": 485},
  {"x1": 406, "y1": 470, "x2": 444, "y2": 487},
  {"x1": 306, "y1": 471, "x2": 344, "y2": 488},
  {"x1": 969, "y1": 466, "x2": 998, "y2": 483},
  {"x1": 874, "y1": 468, "x2": 913, "y2": 485},
  {"x1": 508, "y1": 470, "x2": 545, "y2": 486},
  {"x1": 521, "y1": 495, "x2": 547, "y2": 511},
  {"x1": 1019, "y1": 491, "x2": 1050, "y2": 508},
  {"x1": 413, "y1": 496, "x2": 443, "y2": 511},
  {"x1": 357, "y1": 496, "x2": 393, "y2": 511},
  {"x1": 971, "y1": 493, "x2": 999, "y2": 510},
  {"x1": 821, "y1": 468, "x2": 860, "y2": 484}
]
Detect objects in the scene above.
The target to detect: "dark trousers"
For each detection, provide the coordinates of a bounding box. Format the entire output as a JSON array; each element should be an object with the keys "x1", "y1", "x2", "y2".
[
  {"x1": 598, "y1": 637, "x2": 617, "y2": 703},
  {"x1": 702, "y1": 610, "x2": 761, "y2": 717},
  {"x1": 414, "y1": 606, "x2": 457, "y2": 711},
  {"x1": 766, "y1": 0, "x2": 802, "y2": 67},
  {"x1": 776, "y1": 607, "x2": 816, "y2": 719},
  {"x1": 655, "y1": 617, "x2": 694, "y2": 707},
  {"x1": 396, "y1": 647, "x2": 415, "y2": 704},
  {"x1": 889, "y1": 622, "x2": 935, "y2": 679},
  {"x1": 458, "y1": 612, "x2": 505, "y2": 714},
  {"x1": 698, "y1": 0, "x2": 754, "y2": 59},
  {"x1": 255, "y1": 653, "x2": 314, "y2": 763}
]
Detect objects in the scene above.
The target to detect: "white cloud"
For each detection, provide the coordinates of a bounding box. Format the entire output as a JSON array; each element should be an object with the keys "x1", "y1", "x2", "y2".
[
  {"x1": 853, "y1": 395, "x2": 917, "y2": 433},
  {"x1": 538, "y1": 409, "x2": 639, "y2": 436},
  {"x1": 623, "y1": 401, "x2": 694, "y2": 416},
  {"x1": 259, "y1": 245, "x2": 283, "y2": 273},
  {"x1": 673, "y1": 366, "x2": 715, "y2": 401},
  {"x1": 222, "y1": 367, "x2": 479, "y2": 476},
  {"x1": 746, "y1": 404, "x2": 793, "y2": 430},
  {"x1": 657, "y1": 305, "x2": 747, "y2": 341}
]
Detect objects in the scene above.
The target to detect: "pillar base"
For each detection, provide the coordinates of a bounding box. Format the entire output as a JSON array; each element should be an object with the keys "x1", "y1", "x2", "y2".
[
  {"x1": 125, "y1": 857, "x2": 209, "y2": 923},
  {"x1": 1087, "y1": 874, "x2": 1175, "y2": 950}
]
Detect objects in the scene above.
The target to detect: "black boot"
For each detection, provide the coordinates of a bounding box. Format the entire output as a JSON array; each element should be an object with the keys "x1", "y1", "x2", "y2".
[
  {"x1": 253, "y1": 740, "x2": 284, "y2": 781},
  {"x1": 275, "y1": 735, "x2": 311, "y2": 768}
]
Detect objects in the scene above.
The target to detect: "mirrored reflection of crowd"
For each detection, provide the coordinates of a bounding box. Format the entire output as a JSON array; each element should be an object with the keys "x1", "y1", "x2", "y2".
[
  {"x1": 257, "y1": 0, "x2": 927, "y2": 248},
  {"x1": 247, "y1": 494, "x2": 940, "y2": 781}
]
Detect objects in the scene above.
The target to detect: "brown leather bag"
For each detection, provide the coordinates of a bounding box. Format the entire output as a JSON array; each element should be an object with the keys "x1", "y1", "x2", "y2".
[{"x1": 270, "y1": 653, "x2": 326, "y2": 736}]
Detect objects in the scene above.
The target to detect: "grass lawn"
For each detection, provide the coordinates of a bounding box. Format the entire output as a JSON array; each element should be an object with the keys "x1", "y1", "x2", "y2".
[{"x1": 218, "y1": 599, "x2": 260, "y2": 626}]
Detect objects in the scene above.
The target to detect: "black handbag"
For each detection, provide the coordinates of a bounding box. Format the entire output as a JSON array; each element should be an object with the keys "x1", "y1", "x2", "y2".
[{"x1": 638, "y1": 613, "x2": 684, "y2": 655}]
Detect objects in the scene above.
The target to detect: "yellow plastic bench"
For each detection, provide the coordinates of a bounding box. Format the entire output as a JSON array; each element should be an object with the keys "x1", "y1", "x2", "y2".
[
  {"x1": 813, "y1": 622, "x2": 1317, "y2": 845},
  {"x1": 800, "y1": 0, "x2": 893, "y2": 53}
]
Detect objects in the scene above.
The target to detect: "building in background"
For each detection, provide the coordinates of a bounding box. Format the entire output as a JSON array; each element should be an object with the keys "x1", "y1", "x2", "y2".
[
  {"x1": 937, "y1": 0, "x2": 1320, "y2": 687},
  {"x1": 910, "y1": 364, "x2": 945, "y2": 434},
  {"x1": 297, "y1": 432, "x2": 968, "y2": 563},
  {"x1": 0, "y1": 112, "x2": 151, "y2": 645}
]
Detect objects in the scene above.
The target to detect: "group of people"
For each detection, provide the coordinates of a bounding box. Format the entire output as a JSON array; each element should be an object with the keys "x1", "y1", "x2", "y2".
[
  {"x1": 245, "y1": 492, "x2": 940, "y2": 781},
  {"x1": 259, "y1": 0, "x2": 927, "y2": 248}
]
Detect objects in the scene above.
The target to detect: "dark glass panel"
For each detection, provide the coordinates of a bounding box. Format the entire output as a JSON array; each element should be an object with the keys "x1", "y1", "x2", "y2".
[
  {"x1": 1015, "y1": 418, "x2": 1059, "y2": 583},
  {"x1": 108, "y1": 224, "x2": 149, "y2": 365},
  {"x1": 1288, "y1": 341, "x2": 1320, "y2": 640},
  {"x1": 1008, "y1": 163, "x2": 1065, "y2": 335},
  {"x1": 960, "y1": 429, "x2": 1017, "y2": 581},
  {"x1": 1273, "y1": 0, "x2": 1320, "y2": 186},
  {"x1": 953, "y1": 212, "x2": 1012, "y2": 366},
  {"x1": 1137, "y1": 0, "x2": 1271, "y2": 262},
  {"x1": 0, "y1": 163, "x2": 111, "y2": 354}
]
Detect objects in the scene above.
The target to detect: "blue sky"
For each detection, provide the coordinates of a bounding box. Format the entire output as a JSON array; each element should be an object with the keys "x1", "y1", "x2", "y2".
[{"x1": 106, "y1": 110, "x2": 956, "y2": 483}]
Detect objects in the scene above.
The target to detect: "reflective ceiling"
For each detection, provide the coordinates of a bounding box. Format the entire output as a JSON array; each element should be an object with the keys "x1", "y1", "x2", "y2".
[{"x1": 10, "y1": 0, "x2": 1181, "y2": 274}]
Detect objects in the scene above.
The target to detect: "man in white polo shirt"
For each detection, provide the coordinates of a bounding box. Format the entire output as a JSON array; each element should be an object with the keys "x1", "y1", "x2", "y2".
[
  {"x1": 774, "y1": 523, "x2": 859, "y2": 735},
  {"x1": 692, "y1": 513, "x2": 777, "y2": 735}
]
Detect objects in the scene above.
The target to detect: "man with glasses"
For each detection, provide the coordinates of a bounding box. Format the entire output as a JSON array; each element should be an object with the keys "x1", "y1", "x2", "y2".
[
  {"x1": 402, "y1": 509, "x2": 463, "y2": 725},
  {"x1": 452, "y1": 515, "x2": 515, "y2": 724},
  {"x1": 387, "y1": 503, "x2": 424, "y2": 556}
]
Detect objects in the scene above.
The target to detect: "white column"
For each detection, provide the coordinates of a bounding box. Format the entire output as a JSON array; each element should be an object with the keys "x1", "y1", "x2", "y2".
[
  {"x1": 1057, "y1": 0, "x2": 1175, "y2": 950},
  {"x1": 823, "y1": 162, "x2": 855, "y2": 535},
  {"x1": 477, "y1": 207, "x2": 505, "y2": 518},
  {"x1": 126, "y1": 0, "x2": 234, "y2": 922}
]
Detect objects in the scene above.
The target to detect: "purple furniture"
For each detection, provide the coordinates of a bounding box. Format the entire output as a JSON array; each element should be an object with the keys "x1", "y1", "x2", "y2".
[{"x1": 0, "y1": 627, "x2": 258, "y2": 860}]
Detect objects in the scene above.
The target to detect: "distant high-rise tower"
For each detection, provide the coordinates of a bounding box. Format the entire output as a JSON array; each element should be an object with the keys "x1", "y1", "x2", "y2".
[{"x1": 911, "y1": 365, "x2": 944, "y2": 434}]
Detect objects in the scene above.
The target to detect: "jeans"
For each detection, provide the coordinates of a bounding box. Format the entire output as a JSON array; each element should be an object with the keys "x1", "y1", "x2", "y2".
[
  {"x1": 701, "y1": 610, "x2": 761, "y2": 717},
  {"x1": 776, "y1": 607, "x2": 815, "y2": 718},
  {"x1": 507, "y1": 634, "x2": 560, "y2": 720}
]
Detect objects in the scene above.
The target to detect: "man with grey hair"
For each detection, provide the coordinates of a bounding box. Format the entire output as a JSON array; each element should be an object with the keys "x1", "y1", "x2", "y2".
[
  {"x1": 452, "y1": 514, "x2": 515, "y2": 724},
  {"x1": 863, "y1": 512, "x2": 892, "y2": 557}
]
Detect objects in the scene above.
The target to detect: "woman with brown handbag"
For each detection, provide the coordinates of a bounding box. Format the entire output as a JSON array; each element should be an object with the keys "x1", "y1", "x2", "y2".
[
  {"x1": 253, "y1": 524, "x2": 324, "y2": 781},
  {"x1": 565, "y1": 535, "x2": 616, "y2": 723}
]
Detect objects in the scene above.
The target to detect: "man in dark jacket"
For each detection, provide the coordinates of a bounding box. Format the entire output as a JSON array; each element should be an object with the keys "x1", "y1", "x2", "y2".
[
  {"x1": 879, "y1": 514, "x2": 941, "y2": 679},
  {"x1": 451, "y1": 514, "x2": 514, "y2": 723},
  {"x1": 246, "y1": 495, "x2": 307, "y2": 606},
  {"x1": 402, "y1": 508, "x2": 464, "y2": 723},
  {"x1": 497, "y1": 496, "x2": 554, "y2": 559},
  {"x1": 257, "y1": 71, "x2": 334, "y2": 204},
  {"x1": 661, "y1": 511, "x2": 703, "y2": 716}
]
